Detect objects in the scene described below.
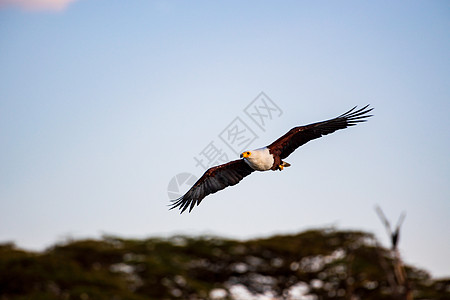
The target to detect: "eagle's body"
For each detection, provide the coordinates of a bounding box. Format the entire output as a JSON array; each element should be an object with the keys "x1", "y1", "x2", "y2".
[{"x1": 170, "y1": 105, "x2": 373, "y2": 213}]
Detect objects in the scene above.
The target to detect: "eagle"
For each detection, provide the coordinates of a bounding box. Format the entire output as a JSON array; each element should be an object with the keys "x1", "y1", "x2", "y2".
[{"x1": 170, "y1": 105, "x2": 373, "y2": 213}]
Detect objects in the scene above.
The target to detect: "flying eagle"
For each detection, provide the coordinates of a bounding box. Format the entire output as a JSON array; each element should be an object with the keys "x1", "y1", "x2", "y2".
[{"x1": 170, "y1": 105, "x2": 373, "y2": 213}]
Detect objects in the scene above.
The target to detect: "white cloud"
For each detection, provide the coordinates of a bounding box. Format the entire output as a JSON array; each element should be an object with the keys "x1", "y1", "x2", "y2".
[{"x1": 0, "y1": 0, "x2": 79, "y2": 12}]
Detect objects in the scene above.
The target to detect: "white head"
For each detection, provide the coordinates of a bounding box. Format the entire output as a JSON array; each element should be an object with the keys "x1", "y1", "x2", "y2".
[{"x1": 239, "y1": 148, "x2": 274, "y2": 171}]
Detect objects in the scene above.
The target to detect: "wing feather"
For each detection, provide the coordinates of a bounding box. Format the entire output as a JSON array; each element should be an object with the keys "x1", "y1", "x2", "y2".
[
  {"x1": 169, "y1": 159, "x2": 255, "y2": 213},
  {"x1": 268, "y1": 105, "x2": 373, "y2": 159}
]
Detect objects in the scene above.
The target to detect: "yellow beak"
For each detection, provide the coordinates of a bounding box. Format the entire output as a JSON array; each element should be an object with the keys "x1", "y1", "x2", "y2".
[{"x1": 241, "y1": 152, "x2": 250, "y2": 158}]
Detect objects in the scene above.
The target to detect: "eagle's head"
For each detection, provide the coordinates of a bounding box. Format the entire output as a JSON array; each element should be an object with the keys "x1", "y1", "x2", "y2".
[
  {"x1": 240, "y1": 148, "x2": 274, "y2": 171},
  {"x1": 240, "y1": 151, "x2": 251, "y2": 158}
]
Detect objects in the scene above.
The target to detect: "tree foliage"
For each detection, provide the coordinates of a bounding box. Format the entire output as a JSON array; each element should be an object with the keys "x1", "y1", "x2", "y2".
[{"x1": 0, "y1": 229, "x2": 448, "y2": 299}]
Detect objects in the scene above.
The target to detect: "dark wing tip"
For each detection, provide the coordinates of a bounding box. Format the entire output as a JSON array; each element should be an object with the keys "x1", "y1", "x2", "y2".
[
  {"x1": 169, "y1": 196, "x2": 194, "y2": 214},
  {"x1": 340, "y1": 104, "x2": 373, "y2": 125}
]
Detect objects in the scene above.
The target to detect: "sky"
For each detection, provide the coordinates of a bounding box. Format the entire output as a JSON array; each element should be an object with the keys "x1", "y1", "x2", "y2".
[{"x1": 1, "y1": 0, "x2": 449, "y2": 278}]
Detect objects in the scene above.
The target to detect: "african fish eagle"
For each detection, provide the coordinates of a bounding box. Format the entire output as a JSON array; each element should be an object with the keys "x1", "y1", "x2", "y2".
[{"x1": 170, "y1": 105, "x2": 373, "y2": 213}]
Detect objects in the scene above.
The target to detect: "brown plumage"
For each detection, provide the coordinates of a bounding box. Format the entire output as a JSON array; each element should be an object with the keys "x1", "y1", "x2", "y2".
[
  {"x1": 170, "y1": 105, "x2": 373, "y2": 213},
  {"x1": 170, "y1": 160, "x2": 254, "y2": 213},
  {"x1": 267, "y1": 105, "x2": 372, "y2": 169}
]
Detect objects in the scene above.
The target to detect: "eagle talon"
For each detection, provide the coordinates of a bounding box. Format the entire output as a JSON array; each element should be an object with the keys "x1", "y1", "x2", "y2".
[{"x1": 279, "y1": 165, "x2": 284, "y2": 171}]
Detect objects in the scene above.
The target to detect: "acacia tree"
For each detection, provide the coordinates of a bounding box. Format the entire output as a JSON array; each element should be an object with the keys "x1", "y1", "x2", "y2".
[{"x1": 0, "y1": 229, "x2": 448, "y2": 300}]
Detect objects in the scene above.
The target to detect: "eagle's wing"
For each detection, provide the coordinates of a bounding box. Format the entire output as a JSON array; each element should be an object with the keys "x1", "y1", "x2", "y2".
[
  {"x1": 267, "y1": 105, "x2": 373, "y2": 159},
  {"x1": 169, "y1": 159, "x2": 255, "y2": 213}
]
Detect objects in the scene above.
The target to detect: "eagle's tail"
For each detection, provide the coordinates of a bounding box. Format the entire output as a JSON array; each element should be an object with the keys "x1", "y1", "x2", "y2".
[
  {"x1": 278, "y1": 161, "x2": 291, "y2": 170},
  {"x1": 281, "y1": 161, "x2": 291, "y2": 167}
]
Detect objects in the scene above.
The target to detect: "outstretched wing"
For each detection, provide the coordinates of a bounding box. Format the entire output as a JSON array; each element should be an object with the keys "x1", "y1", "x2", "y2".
[
  {"x1": 169, "y1": 159, "x2": 255, "y2": 213},
  {"x1": 268, "y1": 105, "x2": 373, "y2": 159}
]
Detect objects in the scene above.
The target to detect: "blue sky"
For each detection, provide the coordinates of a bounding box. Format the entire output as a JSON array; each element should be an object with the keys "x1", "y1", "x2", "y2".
[{"x1": 1, "y1": 1, "x2": 449, "y2": 277}]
